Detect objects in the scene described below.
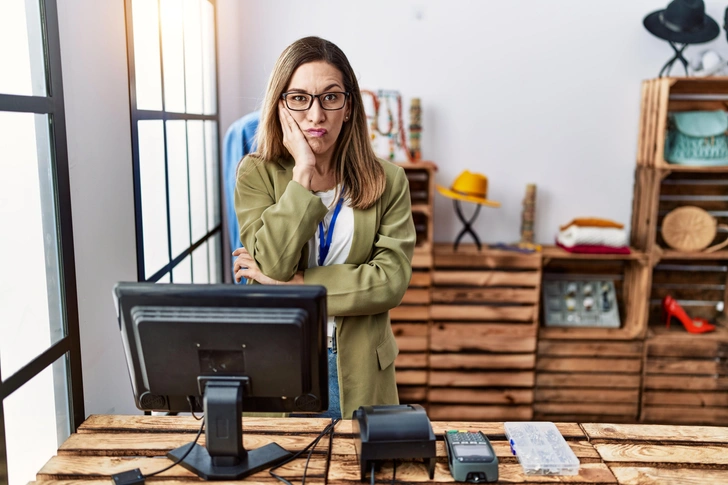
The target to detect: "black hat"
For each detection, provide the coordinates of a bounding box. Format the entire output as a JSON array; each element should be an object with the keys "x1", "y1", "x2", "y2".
[{"x1": 643, "y1": 0, "x2": 719, "y2": 44}]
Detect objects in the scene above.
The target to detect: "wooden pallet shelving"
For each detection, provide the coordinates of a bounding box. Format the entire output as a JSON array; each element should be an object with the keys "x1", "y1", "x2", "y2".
[
  {"x1": 427, "y1": 244, "x2": 541, "y2": 421},
  {"x1": 635, "y1": 77, "x2": 728, "y2": 425}
]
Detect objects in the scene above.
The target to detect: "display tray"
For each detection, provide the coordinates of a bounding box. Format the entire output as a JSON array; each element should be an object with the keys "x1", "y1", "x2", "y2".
[
  {"x1": 504, "y1": 421, "x2": 580, "y2": 476},
  {"x1": 542, "y1": 276, "x2": 620, "y2": 328}
]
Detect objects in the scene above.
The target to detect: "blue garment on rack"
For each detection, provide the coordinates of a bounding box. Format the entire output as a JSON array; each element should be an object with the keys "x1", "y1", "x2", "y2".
[{"x1": 222, "y1": 111, "x2": 260, "y2": 281}]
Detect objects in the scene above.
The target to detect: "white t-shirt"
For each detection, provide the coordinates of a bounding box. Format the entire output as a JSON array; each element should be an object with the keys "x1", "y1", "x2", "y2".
[{"x1": 307, "y1": 185, "x2": 353, "y2": 337}]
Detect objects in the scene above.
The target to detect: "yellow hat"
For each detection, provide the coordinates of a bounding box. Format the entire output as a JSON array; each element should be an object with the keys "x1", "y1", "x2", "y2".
[{"x1": 436, "y1": 170, "x2": 501, "y2": 207}]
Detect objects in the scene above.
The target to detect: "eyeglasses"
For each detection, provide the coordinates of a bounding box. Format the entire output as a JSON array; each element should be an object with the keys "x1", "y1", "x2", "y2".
[{"x1": 281, "y1": 91, "x2": 349, "y2": 111}]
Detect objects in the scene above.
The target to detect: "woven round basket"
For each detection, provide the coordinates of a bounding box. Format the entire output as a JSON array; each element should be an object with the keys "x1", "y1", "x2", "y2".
[{"x1": 662, "y1": 206, "x2": 728, "y2": 252}]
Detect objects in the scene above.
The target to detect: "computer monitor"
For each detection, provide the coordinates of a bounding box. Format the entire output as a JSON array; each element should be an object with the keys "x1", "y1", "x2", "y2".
[{"x1": 114, "y1": 282, "x2": 328, "y2": 480}]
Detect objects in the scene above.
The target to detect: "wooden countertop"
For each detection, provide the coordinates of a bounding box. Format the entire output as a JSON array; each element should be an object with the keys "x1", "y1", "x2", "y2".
[{"x1": 30, "y1": 415, "x2": 728, "y2": 484}]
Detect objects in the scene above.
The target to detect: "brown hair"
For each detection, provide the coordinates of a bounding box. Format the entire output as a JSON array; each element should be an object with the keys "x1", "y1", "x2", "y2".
[{"x1": 254, "y1": 36, "x2": 385, "y2": 210}]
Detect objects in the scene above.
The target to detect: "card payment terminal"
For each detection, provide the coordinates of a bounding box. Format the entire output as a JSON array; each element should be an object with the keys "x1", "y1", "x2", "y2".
[{"x1": 444, "y1": 430, "x2": 498, "y2": 482}]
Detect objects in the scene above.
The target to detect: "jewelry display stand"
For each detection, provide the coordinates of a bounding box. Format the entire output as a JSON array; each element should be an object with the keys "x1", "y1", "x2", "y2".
[{"x1": 542, "y1": 276, "x2": 620, "y2": 328}]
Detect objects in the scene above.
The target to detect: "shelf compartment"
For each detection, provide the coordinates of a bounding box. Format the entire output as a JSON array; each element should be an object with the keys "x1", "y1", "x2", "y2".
[
  {"x1": 639, "y1": 77, "x2": 728, "y2": 171},
  {"x1": 539, "y1": 258, "x2": 650, "y2": 340},
  {"x1": 656, "y1": 172, "x2": 728, "y2": 251},
  {"x1": 649, "y1": 259, "x2": 727, "y2": 325}
]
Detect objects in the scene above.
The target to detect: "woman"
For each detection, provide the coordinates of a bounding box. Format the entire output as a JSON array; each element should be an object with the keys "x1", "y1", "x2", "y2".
[{"x1": 233, "y1": 36, "x2": 415, "y2": 419}]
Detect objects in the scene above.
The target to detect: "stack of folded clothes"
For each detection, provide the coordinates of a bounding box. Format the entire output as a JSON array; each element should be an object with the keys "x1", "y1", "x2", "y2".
[{"x1": 556, "y1": 218, "x2": 630, "y2": 254}]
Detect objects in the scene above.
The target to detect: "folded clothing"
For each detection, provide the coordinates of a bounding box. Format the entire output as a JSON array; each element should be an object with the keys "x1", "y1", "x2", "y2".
[
  {"x1": 557, "y1": 225, "x2": 628, "y2": 248},
  {"x1": 559, "y1": 217, "x2": 624, "y2": 231},
  {"x1": 556, "y1": 241, "x2": 631, "y2": 254}
]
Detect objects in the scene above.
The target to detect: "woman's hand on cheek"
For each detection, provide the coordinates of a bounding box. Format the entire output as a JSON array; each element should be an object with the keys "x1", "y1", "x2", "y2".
[{"x1": 279, "y1": 102, "x2": 316, "y2": 189}]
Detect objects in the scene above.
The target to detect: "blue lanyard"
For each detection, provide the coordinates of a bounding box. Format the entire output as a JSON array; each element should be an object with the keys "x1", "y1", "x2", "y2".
[{"x1": 318, "y1": 188, "x2": 345, "y2": 267}]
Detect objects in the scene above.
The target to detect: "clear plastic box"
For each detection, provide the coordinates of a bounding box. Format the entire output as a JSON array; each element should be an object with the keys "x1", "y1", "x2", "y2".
[{"x1": 503, "y1": 422, "x2": 580, "y2": 476}]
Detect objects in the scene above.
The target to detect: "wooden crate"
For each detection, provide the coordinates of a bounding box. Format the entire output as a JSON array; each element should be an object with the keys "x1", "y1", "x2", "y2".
[
  {"x1": 638, "y1": 77, "x2": 728, "y2": 173},
  {"x1": 630, "y1": 77, "x2": 728, "y2": 427},
  {"x1": 642, "y1": 327, "x2": 728, "y2": 425},
  {"x1": 399, "y1": 161, "x2": 436, "y2": 270},
  {"x1": 393, "y1": 267, "x2": 431, "y2": 407},
  {"x1": 534, "y1": 340, "x2": 643, "y2": 423},
  {"x1": 539, "y1": 250, "x2": 651, "y2": 340},
  {"x1": 428, "y1": 244, "x2": 541, "y2": 421}
]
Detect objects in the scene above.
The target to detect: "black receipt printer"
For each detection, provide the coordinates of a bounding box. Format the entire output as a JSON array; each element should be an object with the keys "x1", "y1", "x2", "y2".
[{"x1": 352, "y1": 404, "x2": 436, "y2": 481}]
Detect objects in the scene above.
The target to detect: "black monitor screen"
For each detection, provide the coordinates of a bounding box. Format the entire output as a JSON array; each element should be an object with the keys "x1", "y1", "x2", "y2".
[
  {"x1": 114, "y1": 283, "x2": 328, "y2": 414},
  {"x1": 114, "y1": 282, "x2": 329, "y2": 479}
]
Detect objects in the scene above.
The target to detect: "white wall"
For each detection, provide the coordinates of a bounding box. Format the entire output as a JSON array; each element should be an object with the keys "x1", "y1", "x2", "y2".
[
  {"x1": 57, "y1": 0, "x2": 138, "y2": 415},
  {"x1": 227, "y1": 0, "x2": 728, "y2": 244}
]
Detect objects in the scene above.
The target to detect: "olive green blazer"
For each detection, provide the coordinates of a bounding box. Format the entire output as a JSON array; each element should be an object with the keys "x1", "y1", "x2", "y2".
[{"x1": 235, "y1": 155, "x2": 416, "y2": 419}]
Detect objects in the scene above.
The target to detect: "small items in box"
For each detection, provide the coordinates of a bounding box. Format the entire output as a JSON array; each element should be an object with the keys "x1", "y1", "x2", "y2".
[
  {"x1": 503, "y1": 422, "x2": 579, "y2": 476},
  {"x1": 542, "y1": 276, "x2": 620, "y2": 328}
]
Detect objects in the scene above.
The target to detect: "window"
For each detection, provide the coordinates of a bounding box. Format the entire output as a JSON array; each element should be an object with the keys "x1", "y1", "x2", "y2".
[
  {"x1": 125, "y1": 0, "x2": 222, "y2": 283},
  {"x1": 0, "y1": 1, "x2": 84, "y2": 483}
]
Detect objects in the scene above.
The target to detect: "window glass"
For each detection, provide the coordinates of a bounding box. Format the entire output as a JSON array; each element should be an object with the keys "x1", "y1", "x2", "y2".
[
  {"x1": 0, "y1": 112, "x2": 63, "y2": 379},
  {"x1": 201, "y1": 0, "x2": 216, "y2": 115},
  {"x1": 188, "y1": 120, "x2": 207, "y2": 243},
  {"x1": 192, "y1": 242, "x2": 209, "y2": 283},
  {"x1": 4, "y1": 355, "x2": 69, "y2": 485},
  {"x1": 172, "y1": 254, "x2": 192, "y2": 283},
  {"x1": 130, "y1": 0, "x2": 221, "y2": 283},
  {"x1": 160, "y1": 0, "x2": 185, "y2": 112},
  {"x1": 138, "y1": 120, "x2": 169, "y2": 279},
  {"x1": 0, "y1": 0, "x2": 46, "y2": 96},
  {"x1": 166, "y1": 120, "x2": 191, "y2": 259},
  {"x1": 131, "y1": 0, "x2": 163, "y2": 110},
  {"x1": 183, "y1": 0, "x2": 203, "y2": 114}
]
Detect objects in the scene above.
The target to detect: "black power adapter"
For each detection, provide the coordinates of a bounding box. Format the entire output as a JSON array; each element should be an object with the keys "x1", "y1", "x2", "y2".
[{"x1": 111, "y1": 468, "x2": 145, "y2": 485}]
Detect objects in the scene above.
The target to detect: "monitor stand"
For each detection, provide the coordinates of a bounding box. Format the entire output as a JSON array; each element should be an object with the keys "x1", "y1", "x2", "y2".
[{"x1": 167, "y1": 378, "x2": 292, "y2": 480}]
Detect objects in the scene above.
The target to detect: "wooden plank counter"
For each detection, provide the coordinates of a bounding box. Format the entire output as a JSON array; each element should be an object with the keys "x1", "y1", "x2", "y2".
[{"x1": 30, "y1": 415, "x2": 728, "y2": 484}]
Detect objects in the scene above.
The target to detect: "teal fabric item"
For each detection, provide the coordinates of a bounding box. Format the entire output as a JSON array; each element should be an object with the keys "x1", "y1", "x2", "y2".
[{"x1": 665, "y1": 110, "x2": 728, "y2": 165}]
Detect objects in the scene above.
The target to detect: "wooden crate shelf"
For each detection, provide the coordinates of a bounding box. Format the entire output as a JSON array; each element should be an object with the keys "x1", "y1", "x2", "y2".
[
  {"x1": 534, "y1": 340, "x2": 643, "y2": 423},
  {"x1": 428, "y1": 244, "x2": 540, "y2": 421},
  {"x1": 632, "y1": 80, "x2": 728, "y2": 427},
  {"x1": 641, "y1": 327, "x2": 728, "y2": 425},
  {"x1": 389, "y1": 79, "x2": 728, "y2": 425}
]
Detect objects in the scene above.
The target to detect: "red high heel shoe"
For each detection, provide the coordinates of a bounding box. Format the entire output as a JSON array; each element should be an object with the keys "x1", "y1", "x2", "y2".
[{"x1": 662, "y1": 296, "x2": 716, "y2": 334}]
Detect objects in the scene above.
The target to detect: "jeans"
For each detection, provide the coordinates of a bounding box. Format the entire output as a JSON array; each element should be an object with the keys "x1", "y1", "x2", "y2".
[
  {"x1": 291, "y1": 348, "x2": 341, "y2": 419},
  {"x1": 317, "y1": 349, "x2": 341, "y2": 418}
]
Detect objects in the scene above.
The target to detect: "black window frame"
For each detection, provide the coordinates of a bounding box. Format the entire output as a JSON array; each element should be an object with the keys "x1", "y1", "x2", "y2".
[
  {"x1": 0, "y1": 0, "x2": 85, "y2": 478},
  {"x1": 124, "y1": 0, "x2": 224, "y2": 283}
]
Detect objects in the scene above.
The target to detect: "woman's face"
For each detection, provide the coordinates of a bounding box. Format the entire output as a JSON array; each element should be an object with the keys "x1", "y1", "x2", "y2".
[{"x1": 283, "y1": 61, "x2": 351, "y2": 161}]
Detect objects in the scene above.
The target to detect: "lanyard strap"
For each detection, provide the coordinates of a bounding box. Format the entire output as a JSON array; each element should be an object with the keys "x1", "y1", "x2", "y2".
[{"x1": 318, "y1": 189, "x2": 345, "y2": 267}]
